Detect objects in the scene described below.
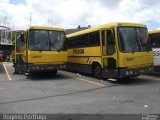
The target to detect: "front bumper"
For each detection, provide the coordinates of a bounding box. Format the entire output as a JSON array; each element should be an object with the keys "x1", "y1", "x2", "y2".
[
  {"x1": 27, "y1": 64, "x2": 66, "y2": 72},
  {"x1": 102, "y1": 65, "x2": 153, "y2": 78}
]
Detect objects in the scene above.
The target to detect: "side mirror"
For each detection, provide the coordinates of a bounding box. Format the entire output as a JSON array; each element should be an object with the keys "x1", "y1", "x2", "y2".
[{"x1": 20, "y1": 33, "x2": 25, "y2": 42}]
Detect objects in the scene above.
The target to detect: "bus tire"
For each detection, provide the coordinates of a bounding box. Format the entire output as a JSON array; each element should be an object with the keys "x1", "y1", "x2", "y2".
[
  {"x1": 52, "y1": 70, "x2": 57, "y2": 75},
  {"x1": 14, "y1": 67, "x2": 19, "y2": 74},
  {"x1": 92, "y1": 63, "x2": 102, "y2": 79}
]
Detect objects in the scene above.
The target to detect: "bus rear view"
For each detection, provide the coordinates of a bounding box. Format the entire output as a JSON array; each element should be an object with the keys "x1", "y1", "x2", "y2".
[{"x1": 14, "y1": 26, "x2": 67, "y2": 75}]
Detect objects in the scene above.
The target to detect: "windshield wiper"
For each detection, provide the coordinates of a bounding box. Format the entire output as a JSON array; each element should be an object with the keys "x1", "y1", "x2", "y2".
[{"x1": 132, "y1": 34, "x2": 139, "y2": 54}]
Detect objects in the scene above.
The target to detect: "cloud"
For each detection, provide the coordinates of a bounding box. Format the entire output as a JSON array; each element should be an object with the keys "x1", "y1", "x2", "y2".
[
  {"x1": 139, "y1": 0, "x2": 160, "y2": 6},
  {"x1": 89, "y1": 0, "x2": 122, "y2": 8},
  {"x1": 0, "y1": 0, "x2": 160, "y2": 30}
]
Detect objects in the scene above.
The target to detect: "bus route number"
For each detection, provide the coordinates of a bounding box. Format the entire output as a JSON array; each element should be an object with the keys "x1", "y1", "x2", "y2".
[
  {"x1": 73, "y1": 49, "x2": 84, "y2": 54},
  {"x1": 153, "y1": 51, "x2": 160, "y2": 57}
]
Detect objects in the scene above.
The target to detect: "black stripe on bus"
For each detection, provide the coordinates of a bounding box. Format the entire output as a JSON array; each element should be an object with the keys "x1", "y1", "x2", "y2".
[{"x1": 68, "y1": 56, "x2": 101, "y2": 58}]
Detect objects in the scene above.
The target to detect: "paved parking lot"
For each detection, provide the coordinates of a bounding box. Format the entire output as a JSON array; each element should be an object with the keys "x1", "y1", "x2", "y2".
[{"x1": 0, "y1": 62, "x2": 160, "y2": 113}]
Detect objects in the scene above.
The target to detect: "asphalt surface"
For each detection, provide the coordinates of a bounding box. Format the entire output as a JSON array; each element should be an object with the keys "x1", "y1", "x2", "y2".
[{"x1": 0, "y1": 62, "x2": 160, "y2": 114}]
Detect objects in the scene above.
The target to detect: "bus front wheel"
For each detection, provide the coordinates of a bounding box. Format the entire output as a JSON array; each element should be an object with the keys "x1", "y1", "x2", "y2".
[
  {"x1": 93, "y1": 64, "x2": 102, "y2": 79},
  {"x1": 14, "y1": 67, "x2": 19, "y2": 74},
  {"x1": 52, "y1": 70, "x2": 57, "y2": 75}
]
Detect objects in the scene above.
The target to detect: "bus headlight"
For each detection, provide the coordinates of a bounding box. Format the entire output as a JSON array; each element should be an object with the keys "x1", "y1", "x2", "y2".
[
  {"x1": 126, "y1": 71, "x2": 129, "y2": 75},
  {"x1": 63, "y1": 65, "x2": 66, "y2": 68},
  {"x1": 36, "y1": 66, "x2": 40, "y2": 69},
  {"x1": 60, "y1": 65, "x2": 66, "y2": 69},
  {"x1": 60, "y1": 65, "x2": 63, "y2": 68},
  {"x1": 32, "y1": 66, "x2": 35, "y2": 70},
  {"x1": 130, "y1": 71, "x2": 133, "y2": 74},
  {"x1": 149, "y1": 67, "x2": 153, "y2": 71}
]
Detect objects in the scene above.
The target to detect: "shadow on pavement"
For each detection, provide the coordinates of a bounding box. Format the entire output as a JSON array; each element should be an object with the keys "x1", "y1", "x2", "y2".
[
  {"x1": 26, "y1": 71, "x2": 71, "y2": 81},
  {"x1": 62, "y1": 70, "x2": 158, "y2": 86},
  {"x1": 106, "y1": 76, "x2": 160, "y2": 86},
  {"x1": 146, "y1": 72, "x2": 160, "y2": 77}
]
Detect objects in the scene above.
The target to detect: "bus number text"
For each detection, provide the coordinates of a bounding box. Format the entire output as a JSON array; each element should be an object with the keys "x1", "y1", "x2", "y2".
[
  {"x1": 153, "y1": 51, "x2": 160, "y2": 56},
  {"x1": 73, "y1": 49, "x2": 84, "y2": 54}
]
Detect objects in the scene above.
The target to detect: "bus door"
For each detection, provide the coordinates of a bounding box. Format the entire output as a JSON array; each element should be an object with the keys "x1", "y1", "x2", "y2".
[
  {"x1": 15, "y1": 30, "x2": 27, "y2": 73},
  {"x1": 101, "y1": 29, "x2": 118, "y2": 78}
]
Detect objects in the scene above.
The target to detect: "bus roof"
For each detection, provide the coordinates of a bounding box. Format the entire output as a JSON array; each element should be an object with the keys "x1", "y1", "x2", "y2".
[
  {"x1": 15, "y1": 30, "x2": 24, "y2": 32},
  {"x1": 26, "y1": 26, "x2": 64, "y2": 31},
  {"x1": 67, "y1": 22, "x2": 147, "y2": 38},
  {"x1": 149, "y1": 29, "x2": 160, "y2": 34}
]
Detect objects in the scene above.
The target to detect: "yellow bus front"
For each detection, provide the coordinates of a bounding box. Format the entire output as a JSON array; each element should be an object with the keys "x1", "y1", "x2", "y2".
[
  {"x1": 14, "y1": 26, "x2": 67, "y2": 74},
  {"x1": 26, "y1": 26, "x2": 67, "y2": 73},
  {"x1": 102, "y1": 23, "x2": 153, "y2": 78}
]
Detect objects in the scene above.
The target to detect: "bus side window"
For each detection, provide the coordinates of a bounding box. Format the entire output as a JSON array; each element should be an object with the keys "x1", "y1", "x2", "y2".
[{"x1": 107, "y1": 30, "x2": 115, "y2": 55}]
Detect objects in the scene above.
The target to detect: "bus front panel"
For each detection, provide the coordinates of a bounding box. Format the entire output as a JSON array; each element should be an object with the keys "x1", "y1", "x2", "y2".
[{"x1": 117, "y1": 26, "x2": 153, "y2": 77}]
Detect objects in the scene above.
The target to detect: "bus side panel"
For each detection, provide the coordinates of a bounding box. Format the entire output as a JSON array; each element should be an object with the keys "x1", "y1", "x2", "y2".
[
  {"x1": 67, "y1": 46, "x2": 102, "y2": 74},
  {"x1": 67, "y1": 63, "x2": 92, "y2": 74},
  {"x1": 152, "y1": 48, "x2": 160, "y2": 71},
  {"x1": 152, "y1": 48, "x2": 160, "y2": 65}
]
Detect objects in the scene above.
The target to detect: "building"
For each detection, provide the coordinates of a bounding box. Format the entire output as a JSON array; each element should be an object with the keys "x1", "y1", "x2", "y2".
[
  {"x1": 65, "y1": 25, "x2": 90, "y2": 35},
  {"x1": 0, "y1": 25, "x2": 14, "y2": 61}
]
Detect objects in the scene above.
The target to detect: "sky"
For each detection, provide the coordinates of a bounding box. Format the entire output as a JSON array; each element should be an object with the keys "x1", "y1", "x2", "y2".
[{"x1": 0, "y1": 0, "x2": 160, "y2": 30}]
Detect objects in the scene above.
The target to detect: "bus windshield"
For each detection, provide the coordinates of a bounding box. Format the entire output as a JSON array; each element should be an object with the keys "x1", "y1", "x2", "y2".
[
  {"x1": 118, "y1": 27, "x2": 149, "y2": 52},
  {"x1": 149, "y1": 33, "x2": 160, "y2": 48},
  {"x1": 29, "y1": 30, "x2": 65, "y2": 51}
]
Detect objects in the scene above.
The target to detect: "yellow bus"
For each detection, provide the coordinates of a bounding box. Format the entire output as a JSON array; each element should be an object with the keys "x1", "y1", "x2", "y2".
[
  {"x1": 14, "y1": 26, "x2": 67, "y2": 75},
  {"x1": 149, "y1": 30, "x2": 160, "y2": 71},
  {"x1": 66, "y1": 22, "x2": 153, "y2": 79}
]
